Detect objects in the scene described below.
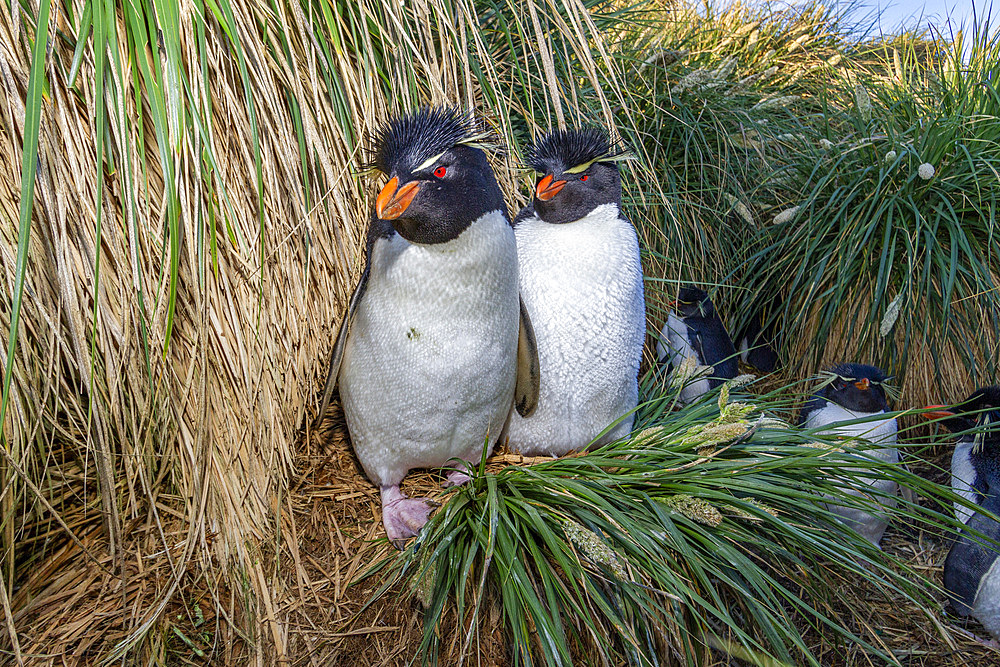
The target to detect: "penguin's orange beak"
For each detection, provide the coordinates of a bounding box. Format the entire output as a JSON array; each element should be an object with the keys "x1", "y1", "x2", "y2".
[
  {"x1": 376, "y1": 176, "x2": 420, "y2": 220},
  {"x1": 536, "y1": 174, "x2": 567, "y2": 201},
  {"x1": 921, "y1": 405, "x2": 955, "y2": 420},
  {"x1": 854, "y1": 378, "x2": 870, "y2": 391}
]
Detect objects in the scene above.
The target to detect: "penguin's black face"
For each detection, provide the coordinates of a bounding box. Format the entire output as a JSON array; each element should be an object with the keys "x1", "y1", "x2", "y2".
[
  {"x1": 371, "y1": 107, "x2": 506, "y2": 245},
  {"x1": 375, "y1": 145, "x2": 505, "y2": 244},
  {"x1": 924, "y1": 386, "x2": 1000, "y2": 436},
  {"x1": 674, "y1": 287, "x2": 712, "y2": 319},
  {"x1": 820, "y1": 363, "x2": 891, "y2": 413},
  {"x1": 525, "y1": 127, "x2": 627, "y2": 225},
  {"x1": 532, "y1": 161, "x2": 621, "y2": 224}
]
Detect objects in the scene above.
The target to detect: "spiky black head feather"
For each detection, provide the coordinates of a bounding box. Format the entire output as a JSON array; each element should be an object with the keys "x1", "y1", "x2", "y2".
[
  {"x1": 371, "y1": 107, "x2": 496, "y2": 176},
  {"x1": 676, "y1": 286, "x2": 713, "y2": 319},
  {"x1": 525, "y1": 126, "x2": 628, "y2": 175},
  {"x1": 816, "y1": 362, "x2": 893, "y2": 413}
]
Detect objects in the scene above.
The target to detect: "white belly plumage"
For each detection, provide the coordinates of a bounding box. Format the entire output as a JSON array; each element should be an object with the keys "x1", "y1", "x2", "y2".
[
  {"x1": 974, "y1": 551, "x2": 1000, "y2": 639},
  {"x1": 657, "y1": 312, "x2": 710, "y2": 404},
  {"x1": 507, "y1": 204, "x2": 645, "y2": 456},
  {"x1": 338, "y1": 211, "x2": 519, "y2": 486},
  {"x1": 806, "y1": 402, "x2": 899, "y2": 546},
  {"x1": 951, "y1": 439, "x2": 977, "y2": 524}
]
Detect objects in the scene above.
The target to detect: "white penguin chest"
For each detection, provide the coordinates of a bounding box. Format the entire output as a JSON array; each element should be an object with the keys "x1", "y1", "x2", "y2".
[
  {"x1": 508, "y1": 204, "x2": 645, "y2": 453},
  {"x1": 952, "y1": 439, "x2": 977, "y2": 524},
  {"x1": 806, "y1": 403, "x2": 898, "y2": 451},
  {"x1": 339, "y1": 211, "x2": 520, "y2": 485}
]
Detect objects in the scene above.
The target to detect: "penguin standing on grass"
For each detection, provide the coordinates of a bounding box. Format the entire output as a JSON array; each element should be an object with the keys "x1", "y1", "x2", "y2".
[
  {"x1": 506, "y1": 127, "x2": 645, "y2": 457},
  {"x1": 318, "y1": 107, "x2": 539, "y2": 548},
  {"x1": 923, "y1": 387, "x2": 1000, "y2": 642},
  {"x1": 799, "y1": 363, "x2": 900, "y2": 547},
  {"x1": 656, "y1": 286, "x2": 737, "y2": 403}
]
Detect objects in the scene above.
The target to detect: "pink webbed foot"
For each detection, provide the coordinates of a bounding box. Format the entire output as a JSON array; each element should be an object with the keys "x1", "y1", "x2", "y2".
[
  {"x1": 443, "y1": 465, "x2": 472, "y2": 488},
  {"x1": 380, "y1": 486, "x2": 438, "y2": 549}
]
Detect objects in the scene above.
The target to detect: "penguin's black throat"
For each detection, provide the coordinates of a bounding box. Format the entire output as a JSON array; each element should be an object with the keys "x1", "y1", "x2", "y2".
[
  {"x1": 819, "y1": 363, "x2": 891, "y2": 413},
  {"x1": 372, "y1": 108, "x2": 507, "y2": 245},
  {"x1": 925, "y1": 386, "x2": 1000, "y2": 451},
  {"x1": 674, "y1": 286, "x2": 714, "y2": 320},
  {"x1": 525, "y1": 127, "x2": 625, "y2": 225}
]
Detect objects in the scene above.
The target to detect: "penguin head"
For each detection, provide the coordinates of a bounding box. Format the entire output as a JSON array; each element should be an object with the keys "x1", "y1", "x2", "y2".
[
  {"x1": 922, "y1": 385, "x2": 1000, "y2": 442},
  {"x1": 525, "y1": 127, "x2": 628, "y2": 224},
  {"x1": 371, "y1": 107, "x2": 505, "y2": 244},
  {"x1": 673, "y1": 286, "x2": 713, "y2": 320},
  {"x1": 818, "y1": 363, "x2": 892, "y2": 413}
]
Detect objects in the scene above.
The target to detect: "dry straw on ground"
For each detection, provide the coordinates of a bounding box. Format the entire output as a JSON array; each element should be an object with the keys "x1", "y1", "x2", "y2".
[{"x1": 0, "y1": 0, "x2": 622, "y2": 662}]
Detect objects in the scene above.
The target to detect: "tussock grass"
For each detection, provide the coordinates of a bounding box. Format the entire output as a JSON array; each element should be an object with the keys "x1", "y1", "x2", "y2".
[
  {"x1": 366, "y1": 380, "x2": 971, "y2": 665},
  {"x1": 0, "y1": 0, "x2": 623, "y2": 661},
  {"x1": 1, "y1": 0, "x2": 998, "y2": 663}
]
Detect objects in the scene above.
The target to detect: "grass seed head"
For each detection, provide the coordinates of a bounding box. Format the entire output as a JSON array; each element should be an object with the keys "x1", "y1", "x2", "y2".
[
  {"x1": 772, "y1": 205, "x2": 800, "y2": 224},
  {"x1": 854, "y1": 84, "x2": 873, "y2": 123},
  {"x1": 918, "y1": 162, "x2": 935, "y2": 179},
  {"x1": 665, "y1": 495, "x2": 723, "y2": 527},
  {"x1": 564, "y1": 522, "x2": 627, "y2": 579},
  {"x1": 883, "y1": 150, "x2": 897, "y2": 164}
]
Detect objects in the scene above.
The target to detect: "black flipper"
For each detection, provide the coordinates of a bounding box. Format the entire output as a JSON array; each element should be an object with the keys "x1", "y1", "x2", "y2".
[
  {"x1": 515, "y1": 296, "x2": 540, "y2": 417},
  {"x1": 316, "y1": 216, "x2": 393, "y2": 423},
  {"x1": 943, "y1": 491, "x2": 1000, "y2": 616},
  {"x1": 316, "y1": 265, "x2": 370, "y2": 423}
]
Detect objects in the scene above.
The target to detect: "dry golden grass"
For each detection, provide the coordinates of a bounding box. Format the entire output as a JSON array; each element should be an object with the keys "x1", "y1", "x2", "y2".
[{"x1": 0, "y1": 0, "x2": 622, "y2": 662}]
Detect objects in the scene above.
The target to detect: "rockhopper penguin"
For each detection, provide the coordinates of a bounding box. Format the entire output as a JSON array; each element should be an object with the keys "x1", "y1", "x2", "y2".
[
  {"x1": 318, "y1": 107, "x2": 540, "y2": 548},
  {"x1": 656, "y1": 286, "x2": 738, "y2": 404},
  {"x1": 923, "y1": 387, "x2": 1000, "y2": 641},
  {"x1": 505, "y1": 127, "x2": 645, "y2": 456},
  {"x1": 799, "y1": 363, "x2": 900, "y2": 547}
]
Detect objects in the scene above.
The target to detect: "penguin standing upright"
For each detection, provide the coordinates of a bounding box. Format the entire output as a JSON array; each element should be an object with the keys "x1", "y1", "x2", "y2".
[
  {"x1": 318, "y1": 107, "x2": 539, "y2": 548},
  {"x1": 506, "y1": 127, "x2": 645, "y2": 457},
  {"x1": 656, "y1": 286, "x2": 738, "y2": 403},
  {"x1": 923, "y1": 387, "x2": 1000, "y2": 641},
  {"x1": 799, "y1": 363, "x2": 899, "y2": 547}
]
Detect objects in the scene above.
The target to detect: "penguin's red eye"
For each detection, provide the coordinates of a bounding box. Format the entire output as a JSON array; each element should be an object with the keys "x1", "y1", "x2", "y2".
[
  {"x1": 434, "y1": 166, "x2": 447, "y2": 178},
  {"x1": 580, "y1": 174, "x2": 589, "y2": 181}
]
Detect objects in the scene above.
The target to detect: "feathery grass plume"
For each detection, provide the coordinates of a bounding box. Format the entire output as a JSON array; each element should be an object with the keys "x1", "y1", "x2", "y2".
[
  {"x1": 752, "y1": 95, "x2": 800, "y2": 110},
  {"x1": 563, "y1": 521, "x2": 628, "y2": 579},
  {"x1": 880, "y1": 293, "x2": 904, "y2": 337},
  {"x1": 884, "y1": 149, "x2": 898, "y2": 163},
  {"x1": 772, "y1": 205, "x2": 801, "y2": 224},
  {"x1": 917, "y1": 161, "x2": 936, "y2": 179},
  {"x1": 854, "y1": 83, "x2": 874, "y2": 123}
]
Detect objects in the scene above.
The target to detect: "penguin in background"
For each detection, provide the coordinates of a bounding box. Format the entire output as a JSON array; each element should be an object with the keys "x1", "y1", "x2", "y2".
[
  {"x1": 799, "y1": 363, "x2": 900, "y2": 547},
  {"x1": 656, "y1": 286, "x2": 738, "y2": 403},
  {"x1": 505, "y1": 127, "x2": 645, "y2": 457},
  {"x1": 923, "y1": 386, "x2": 1000, "y2": 641},
  {"x1": 735, "y1": 311, "x2": 781, "y2": 374},
  {"x1": 318, "y1": 107, "x2": 539, "y2": 548}
]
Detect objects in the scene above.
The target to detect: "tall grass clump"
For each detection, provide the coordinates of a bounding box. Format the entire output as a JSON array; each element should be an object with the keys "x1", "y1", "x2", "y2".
[
  {"x1": 736, "y1": 18, "x2": 1000, "y2": 405},
  {"x1": 608, "y1": 1, "x2": 852, "y2": 323},
  {"x1": 0, "y1": 0, "x2": 626, "y2": 661},
  {"x1": 370, "y1": 379, "x2": 962, "y2": 665}
]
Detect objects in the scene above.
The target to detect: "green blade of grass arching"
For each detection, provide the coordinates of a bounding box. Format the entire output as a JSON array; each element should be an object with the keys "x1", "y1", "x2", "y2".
[
  {"x1": 121, "y1": 0, "x2": 180, "y2": 357},
  {"x1": 204, "y1": 0, "x2": 264, "y2": 322},
  {"x1": 86, "y1": 0, "x2": 108, "y2": 430},
  {"x1": 1, "y1": 0, "x2": 52, "y2": 446}
]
